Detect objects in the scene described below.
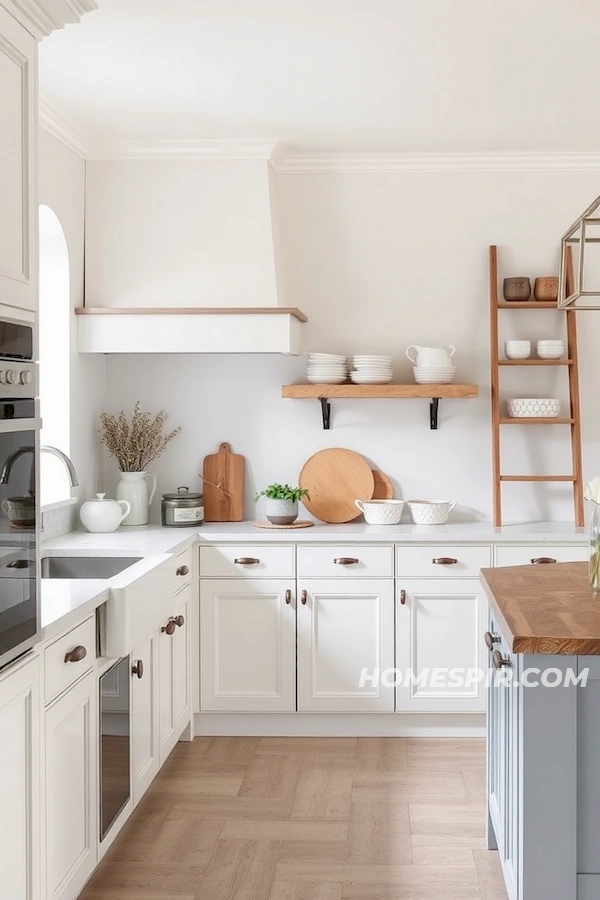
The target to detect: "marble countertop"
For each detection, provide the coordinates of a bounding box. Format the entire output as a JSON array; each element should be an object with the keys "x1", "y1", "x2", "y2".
[{"x1": 39, "y1": 520, "x2": 588, "y2": 640}]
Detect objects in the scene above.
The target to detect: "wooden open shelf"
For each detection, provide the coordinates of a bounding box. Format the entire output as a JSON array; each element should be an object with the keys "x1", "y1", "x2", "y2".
[
  {"x1": 499, "y1": 417, "x2": 575, "y2": 425},
  {"x1": 496, "y1": 301, "x2": 558, "y2": 309},
  {"x1": 282, "y1": 383, "x2": 479, "y2": 430},
  {"x1": 500, "y1": 475, "x2": 576, "y2": 483},
  {"x1": 498, "y1": 359, "x2": 572, "y2": 366}
]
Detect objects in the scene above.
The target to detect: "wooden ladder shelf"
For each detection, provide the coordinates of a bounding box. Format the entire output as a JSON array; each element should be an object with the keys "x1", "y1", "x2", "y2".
[{"x1": 489, "y1": 245, "x2": 584, "y2": 526}]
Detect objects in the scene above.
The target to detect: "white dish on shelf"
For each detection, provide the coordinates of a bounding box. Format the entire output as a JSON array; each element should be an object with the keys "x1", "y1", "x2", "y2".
[
  {"x1": 308, "y1": 352, "x2": 347, "y2": 361},
  {"x1": 350, "y1": 373, "x2": 393, "y2": 384},
  {"x1": 536, "y1": 340, "x2": 565, "y2": 359},
  {"x1": 507, "y1": 398, "x2": 561, "y2": 418},
  {"x1": 306, "y1": 375, "x2": 348, "y2": 384}
]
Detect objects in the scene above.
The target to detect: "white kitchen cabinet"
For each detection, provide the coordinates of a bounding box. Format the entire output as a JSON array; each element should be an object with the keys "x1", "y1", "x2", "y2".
[
  {"x1": 395, "y1": 579, "x2": 486, "y2": 713},
  {"x1": 45, "y1": 671, "x2": 97, "y2": 900},
  {"x1": 158, "y1": 583, "x2": 191, "y2": 762},
  {"x1": 200, "y1": 579, "x2": 296, "y2": 712},
  {"x1": 297, "y1": 579, "x2": 395, "y2": 712},
  {"x1": 0, "y1": 653, "x2": 41, "y2": 900},
  {"x1": 131, "y1": 634, "x2": 158, "y2": 804},
  {"x1": 0, "y1": 7, "x2": 36, "y2": 313},
  {"x1": 495, "y1": 543, "x2": 588, "y2": 568}
]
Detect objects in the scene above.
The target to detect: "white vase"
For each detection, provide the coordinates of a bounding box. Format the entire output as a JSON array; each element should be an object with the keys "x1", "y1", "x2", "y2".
[{"x1": 116, "y1": 471, "x2": 157, "y2": 526}]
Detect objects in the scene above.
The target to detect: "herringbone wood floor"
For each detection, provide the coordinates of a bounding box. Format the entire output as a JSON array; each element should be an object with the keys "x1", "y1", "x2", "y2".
[{"x1": 80, "y1": 737, "x2": 508, "y2": 900}]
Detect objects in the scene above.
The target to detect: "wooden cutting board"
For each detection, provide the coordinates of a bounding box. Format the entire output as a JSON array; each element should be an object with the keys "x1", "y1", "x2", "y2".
[
  {"x1": 299, "y1": 448, "x2": 375, "y2": 524},
  {"x1": 202, "y1": 442, "x2": 245, "y2": 521},
  {"x1": 372, "y1": 470, "x2": 394, "y2": 499}
]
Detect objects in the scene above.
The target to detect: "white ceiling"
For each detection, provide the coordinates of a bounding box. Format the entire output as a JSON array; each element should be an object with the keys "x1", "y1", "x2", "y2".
[{"x1": 39, "y1": 0, "x2": 600, "y2": 153}]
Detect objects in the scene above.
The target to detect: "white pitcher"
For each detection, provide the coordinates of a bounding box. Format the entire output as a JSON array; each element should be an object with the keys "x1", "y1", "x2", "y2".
[
  {"x1": 406, "y1": 345, "x2": 456, "y2": 367},
  {"x1": 116, "y1": 471, "x2": 157, "y2": 526}
]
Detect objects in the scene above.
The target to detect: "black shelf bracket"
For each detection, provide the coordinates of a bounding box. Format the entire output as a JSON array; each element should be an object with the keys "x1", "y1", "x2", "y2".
[
  {"x1": 430, "y1": 397, "x2": 440, "y2": 430},
  {"x1": 319, "y1": 396, "x2": 331, "y2": 429}
]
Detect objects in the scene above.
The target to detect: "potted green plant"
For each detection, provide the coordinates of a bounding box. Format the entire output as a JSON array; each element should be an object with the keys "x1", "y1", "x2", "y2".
[{"x1": 254, "y1": 483, "x2": 310, "y2": 525}]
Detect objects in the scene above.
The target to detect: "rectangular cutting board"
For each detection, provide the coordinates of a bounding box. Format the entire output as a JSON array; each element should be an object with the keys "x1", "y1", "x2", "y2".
[{"x1": 202, "y1": 442, "x2": 245, "y2": 521}]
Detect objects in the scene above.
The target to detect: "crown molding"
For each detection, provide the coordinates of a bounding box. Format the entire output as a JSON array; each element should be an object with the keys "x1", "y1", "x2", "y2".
[
  {"x1": 2, "y1": 0, "x2": 97, "y2": 38},
  {"x1": 87, "y1": 138, "x2": 281, "y2": 161},
  {"x1": 39, "y1": 94, "x2": 90, "y2": 158},
  {"x1": 270, "y1": 150, "x2": 600, "y2": 174}
]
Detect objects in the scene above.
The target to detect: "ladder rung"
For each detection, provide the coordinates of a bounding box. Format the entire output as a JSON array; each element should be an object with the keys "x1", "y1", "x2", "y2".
[
  {"x1": 500, "y1": 475, "x2": 576, "y2": 483},
  {"x1": 499, "y1": 417, "x2": 575, "y2": 425}
]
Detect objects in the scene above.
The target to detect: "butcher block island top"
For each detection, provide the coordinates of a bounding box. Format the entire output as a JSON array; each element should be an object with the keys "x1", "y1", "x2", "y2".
[{"x1": 480, "y1": 560, "x2": 600, "y2": 655}]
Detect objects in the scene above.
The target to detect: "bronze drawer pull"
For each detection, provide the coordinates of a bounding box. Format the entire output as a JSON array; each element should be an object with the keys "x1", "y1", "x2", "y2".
[
  {"x1": 531, "y1": 557, "x2": 557, "y2": 564},
  {"x1": 301, "y1": 589, "x2": 307, "y2": 605},
  {"x1": 132, "y1": 659, "x2": 144, "y2": 679},
  {"x1": 234, "y1": 557, "x2": 260, "y2": 565},
  {"x1": 162, "y1": 618, "x2": 177, "y2": 635},
  {"x1": 174, "y1": 615, "x2": 185, "y2": 627},
  {"x1": 333, "y1": 557, "x2": 359, "y2": 565},
  {"x1": 400, "y1": 589, "x2": 406, "y2": 605},
  {"x1": 285, "y1": 589, "x2": 292, "y2": 605},
  {"x1": 64, "y1": 645, "x2": 87, "y2": 664},
  {"x1": 176, "y1": 565, "x2": 189, "y2": 576},
  {"x1": 492, "y1": 649, "x2": 511, "y2": 669},
  {"x1": 432, "y1": 557, "x2": 458, "y2": 565},
  {"x1": 484, "y1": 631, "x2": 500, "y2": 650}
]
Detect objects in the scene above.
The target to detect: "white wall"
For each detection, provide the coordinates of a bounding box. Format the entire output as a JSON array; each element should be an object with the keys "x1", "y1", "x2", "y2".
[
  {"x1": 101, "y1": 166, "x2": 600, "y2": 524},
  {"x1": 39, "y1": 128, "x2": 104, "y2": 505},
  {"x1": 85, "y1": 158, "x2": 280, "y2": 309}
]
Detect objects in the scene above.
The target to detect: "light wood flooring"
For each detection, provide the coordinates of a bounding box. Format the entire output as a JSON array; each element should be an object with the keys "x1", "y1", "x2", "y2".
[{"x1": 81, "y1": 736, "x2": 508, "y2": 900}]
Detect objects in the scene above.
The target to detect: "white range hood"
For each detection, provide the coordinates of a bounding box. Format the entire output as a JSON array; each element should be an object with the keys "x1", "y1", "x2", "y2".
[{"x1": 75, "y1": 306, "x2": 306, "y2": 354}]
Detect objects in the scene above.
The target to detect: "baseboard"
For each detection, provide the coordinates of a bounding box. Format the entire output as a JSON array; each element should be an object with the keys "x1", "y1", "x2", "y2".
[{"x1": 193, "y1": 712, "x2": 485, "y2": 737}]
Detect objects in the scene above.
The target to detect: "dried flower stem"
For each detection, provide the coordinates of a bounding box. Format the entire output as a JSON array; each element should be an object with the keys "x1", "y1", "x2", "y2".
[{"x1": 100, "y1": 402, "x2": 181, "y2": 471}]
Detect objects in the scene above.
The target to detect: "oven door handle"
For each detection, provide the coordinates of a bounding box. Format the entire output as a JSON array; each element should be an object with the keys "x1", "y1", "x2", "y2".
[{"x1": 0, "y1": 418, "x2": 41, "y2": 434}]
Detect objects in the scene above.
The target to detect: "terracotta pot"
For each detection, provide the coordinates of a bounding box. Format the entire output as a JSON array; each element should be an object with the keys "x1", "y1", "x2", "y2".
[
  {"x1": 534, "y1": 276, "x2": 559, "y2": 302},
  {"x1": 503, "y1": 277, "x2": 531, "y2": 302}
]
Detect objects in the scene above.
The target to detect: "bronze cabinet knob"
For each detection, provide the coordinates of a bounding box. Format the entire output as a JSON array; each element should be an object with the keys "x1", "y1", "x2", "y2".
[
  {"x1": 333, "y1": 557, "x2": 359, "y2": 565},
  {"x1": 285, "y1": 589, "x2": 292, "y2": 605},
  {"x1": 234, "y1": 557, "x2": 260, "y2": 565},
  {"x1": 301, "y1": 590, "x2": 307, "y2": 605},
  {"x1": 400, "y1": 589, "x2": 407, "y2": 605},
  {"x1": 432, "y1": 557, "x2": 458, "y2": 565},
  {"x1": 484, "y1": 631, "x2": 500, "y2": 650},
  {"x1": 492, "y1": 649, "x2": 511, "y2": 669},
  {"x1": 176, "y1": 565, "x2": 189, "y2": 576},
  {"x1": 64, "y1": 645, "x2": 87, "y2": 664},
  {"x1": 531, "y1": 557, "x2": 557, "y2": 564},
  {"x1": 132, "y1": 659, "x2": 144, "y2": 679},
  {"x1": 174, "y1": 615, "x2": 185, "y2": 627},
  {"x1": 162, "y1": 619, "x2": 177, "y2": 635}
]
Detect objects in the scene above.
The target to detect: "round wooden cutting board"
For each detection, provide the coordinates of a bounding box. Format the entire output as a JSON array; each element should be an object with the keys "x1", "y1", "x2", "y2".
[
  {"x1": 371, "y1": 470, "x2": 394, "y2": 499},
  {"x1": 299, "y1": 448, "x2": 375, "y2": 523}
]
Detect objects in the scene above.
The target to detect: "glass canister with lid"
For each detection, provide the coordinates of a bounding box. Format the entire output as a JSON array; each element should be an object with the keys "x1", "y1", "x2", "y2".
[{"x1": 161, "y1": 486, "x2": 204, "y2": 527}]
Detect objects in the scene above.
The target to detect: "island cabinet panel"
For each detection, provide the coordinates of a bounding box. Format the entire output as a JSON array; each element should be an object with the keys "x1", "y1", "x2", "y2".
[
  {"x1": 396, "y1": 579, "x2": 486, "y2": 713},
  {"x1": 576, "y1": 657, "x2": 600, "y2": 876}
]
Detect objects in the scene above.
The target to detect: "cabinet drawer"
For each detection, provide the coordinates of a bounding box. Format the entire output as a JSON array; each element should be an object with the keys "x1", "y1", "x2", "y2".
[
  {"x1": 297, "y1": 545, "x2": 393, "y2": 578},
  {"x1": 200, "y1": 544, "x2": 295, "y2": 578},
  {"x1": 495, "y1": 544, "x2": 588, "y2": 568},
  {"x1": 44, "y1": 616, "x2": 95, "y2": 704},
  {"x1": 396, "y1": 545, "x2": 492, "y2": 578}
]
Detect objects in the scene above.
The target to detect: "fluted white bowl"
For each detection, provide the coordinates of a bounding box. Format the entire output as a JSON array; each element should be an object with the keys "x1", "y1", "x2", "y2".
[{"x1": 507, "y1": 398, "x2": 561, "y2": 418}]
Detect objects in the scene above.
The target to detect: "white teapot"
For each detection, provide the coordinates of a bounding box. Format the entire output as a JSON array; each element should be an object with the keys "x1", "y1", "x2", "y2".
[
  {"x1": 79, "y1": 493, "x2": 131, "y2": 534},
  {"x1": 406, "y1": 345, "x2": 456, "y2": 367}
]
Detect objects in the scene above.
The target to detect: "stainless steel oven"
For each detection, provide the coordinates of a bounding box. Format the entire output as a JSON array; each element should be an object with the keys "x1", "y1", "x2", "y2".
[{"x1": 0, "y1": 316, "x2": 39, "y2": 671}]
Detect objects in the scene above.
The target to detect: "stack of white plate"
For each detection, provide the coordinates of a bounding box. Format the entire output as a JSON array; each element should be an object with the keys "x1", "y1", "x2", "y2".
[
  {"x1": 306, "y1": 353, "x2": 348, "y2": 384},
  {"x1": 350, "y1": 355, "x2": 393, "y2": 385},
  {"x1": 413, "y1": 366, "x2": 456, "y2": 385},
  {"x1": 536, "y1": 340, "x2": 564, "y2": 360}
]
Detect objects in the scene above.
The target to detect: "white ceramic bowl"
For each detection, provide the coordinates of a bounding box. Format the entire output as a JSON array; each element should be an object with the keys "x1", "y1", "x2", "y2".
[
  {"x1": 306, "y1": 375, "x2": 347, "y2": 384},
  {"x1": 354, "y1": 499, "x2": 404, "y2": 525},
  {"x1": 536, "y1": 340, "x2": 564, "y2": 359},
  {"x1": 407, "y1": 499, "x2": 456, "y2": 525},
  {"x1": 350, "y1": 373, "x2": 393, "y2": 384},
  {"x1": 507, "y1": 398, "x2": 561, "y2": 418},
  {"x1": 505, "y1": 340, "x2": 531, "y2": 359}
]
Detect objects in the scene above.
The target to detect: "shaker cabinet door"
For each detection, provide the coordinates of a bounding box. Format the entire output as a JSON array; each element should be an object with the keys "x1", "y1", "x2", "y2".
[
  {"x1": 131, "y1": 634, "x2": 158, "y2": 805},
  {"x1": 0, "y1": 8, "x2": 36, "y2": 313},
  {"x1": 297, "y1": 579, "x2": 395, "y2": 712},
  {"x1": 200, "y1": 579, "x2": 296, "y2": 712},
  {"x1": 395, "y1": 579, "x2": 486, "y2": 713}
]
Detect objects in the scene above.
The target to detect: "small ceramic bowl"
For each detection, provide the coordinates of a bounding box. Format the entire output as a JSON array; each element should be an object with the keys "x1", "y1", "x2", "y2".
[
  {"x1": 536, "y1": 340, "x2": 564, "y2": 360},
  {"x1": 503, "y1": 277, "x2": 531, "y2": 302},
  {"x1": 507, "y1": 398, "x2": 561, "y2": 418},
  {"x1": 2, "y1": 496, "x2": 35, "y2": 526},
  {"x1": 354, "y1": 499, "x2": 404, "y2": 525},
  {"x1": 505, "y1": 340, "x2": 531, "y2": 359},
  {"x1": 406, "y1": 500, "x2": 456, "y2": 525},
  {"x1": 534, "y1": 276, "x2": 559, "y2": 302}
]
